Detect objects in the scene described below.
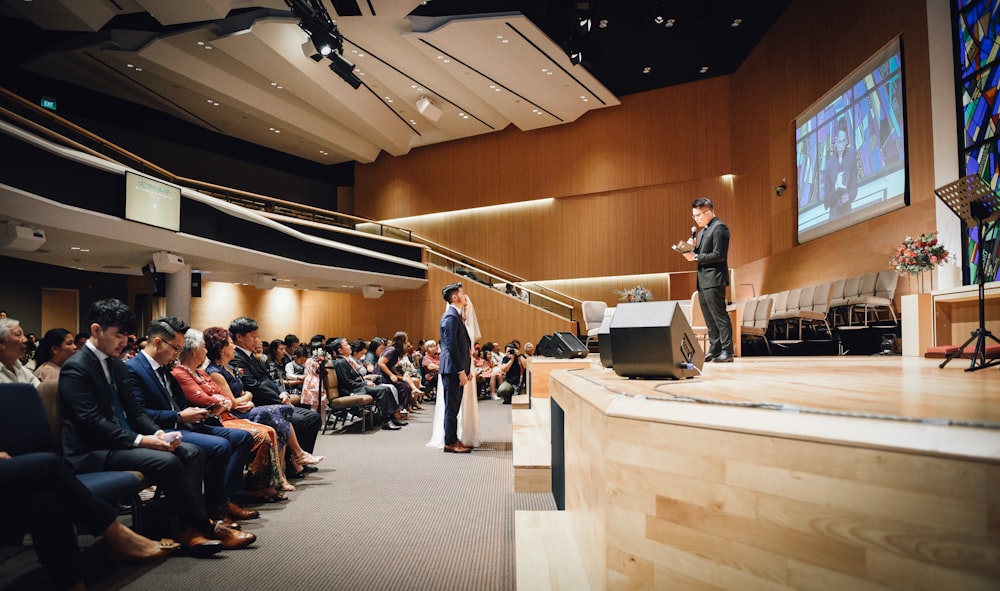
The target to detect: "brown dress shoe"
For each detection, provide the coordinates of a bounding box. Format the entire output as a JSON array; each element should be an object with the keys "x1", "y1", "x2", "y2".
[
  {"x1": 225, "y1": 501, "x2": 259, "y2": 521},
  {"x1": 210, "y1": 523, "x2": 257, "y2": 549},
  {"x1": 444, "y1": 443, "x2": 471, "y2": 454},
  {"x1": 175, "y1": 528, "x2": 224, "y2": 557}
]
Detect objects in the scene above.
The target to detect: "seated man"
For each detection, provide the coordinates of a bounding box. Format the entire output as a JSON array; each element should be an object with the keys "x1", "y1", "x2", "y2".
[
  {"x1": 228, "y1": 317, "x2": 321, "y2": 463},
  {"x1": 329, "y1": 338, "x2": 406, "y2": 431},
  {"x1": 0, "y1": 318, "x2": 40, "y2": 386},
  {"x1": 59, "y1": 298, "x2": 253, "y2": 555},
  {"x1": 127, "y1": 316, "x2": 257, "y2": 527}
]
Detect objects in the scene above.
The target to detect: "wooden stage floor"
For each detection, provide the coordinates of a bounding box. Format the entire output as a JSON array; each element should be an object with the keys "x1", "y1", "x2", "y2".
[{"x1": 567, "y1": 354, "x2": 1000, "y2": 426}]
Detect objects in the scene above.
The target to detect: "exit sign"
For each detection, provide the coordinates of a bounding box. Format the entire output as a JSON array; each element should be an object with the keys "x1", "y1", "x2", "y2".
[{"x1": 40, "y1": 97, "x2": 57, "y2": 111}]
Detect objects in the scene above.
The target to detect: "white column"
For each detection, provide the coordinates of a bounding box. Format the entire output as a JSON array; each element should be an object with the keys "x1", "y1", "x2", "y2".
[
  {"x1": 164, "y1": 265, "x2": 192, "y2": 322},
  {"x1": 927, "y1": 0, "x2": 963, "y2": 289}
]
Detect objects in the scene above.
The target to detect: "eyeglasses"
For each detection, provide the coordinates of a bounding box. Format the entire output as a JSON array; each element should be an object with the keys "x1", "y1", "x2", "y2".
[
  {"x1": 692, "y1": 211, "x2": 709, "y2": 220},
  {"x1": 159, "y1": 337, "x2": 182, "y2": 353}
]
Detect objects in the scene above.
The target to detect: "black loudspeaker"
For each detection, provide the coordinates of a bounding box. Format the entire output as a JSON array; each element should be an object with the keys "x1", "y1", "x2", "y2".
[
  {"x1": 191, "y1": 272, "x2": 202, "y2": 298},
  {"x1": 151, "y1": 272, "x2": 166, "y2": 297},
  {"x1": 547, "y1": 332, "x2": 589, "y2": 359},
  {"x1": 598, "y1": 313, "x2": 615, "y2": 368},
  {"x1": 610, "y1": 301, "x2": 704, "y2": 379},
  {"x1": 537, "y1": 335, "x2": 554, "y2": 357}
]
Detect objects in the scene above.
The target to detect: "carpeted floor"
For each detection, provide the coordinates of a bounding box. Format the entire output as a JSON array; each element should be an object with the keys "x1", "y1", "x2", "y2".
[{"x1": 93, "y1": 398, "x2": 556, "y2": 591}]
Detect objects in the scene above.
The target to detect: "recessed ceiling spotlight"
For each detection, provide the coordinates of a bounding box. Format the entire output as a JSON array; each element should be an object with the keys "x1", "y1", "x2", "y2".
[
  {"x1": 319, "y1": 150, "x2": 328, "y2": 155},
  {"x1": 642, "y1": 66, "x2": 652, "y2": 74},
  {"x1": 654, "y1": 15, "x2": 664, "y2": 24},
  {"x1": 135, "y1": 67, "x2": 143, "y2": 72},
  {"x1": 731, "y1": 18, "x2": 742, "y2": 27},
  {"x1": 665, "y1": 18, "x2": 675, "y2": 27},
  {"x1": 699, "y1": 66, "x2": 709, "y2": 74},
  {"x1": 598, "y1": 19, "x2": 608, "y2": 28}
]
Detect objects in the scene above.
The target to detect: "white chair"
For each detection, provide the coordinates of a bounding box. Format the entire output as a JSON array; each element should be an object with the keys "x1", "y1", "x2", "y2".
[{"x1": 581, "y1": 300, "x2": 608, "y2": 347}]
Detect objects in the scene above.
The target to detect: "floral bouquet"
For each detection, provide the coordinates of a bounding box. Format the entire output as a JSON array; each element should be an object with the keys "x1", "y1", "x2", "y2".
[
  {"x1": 889, "y1": 231, "x2": 950, "y2": 275},
  {"x1": 614, "y1": 284, "x2": 653, "y2": 303}
]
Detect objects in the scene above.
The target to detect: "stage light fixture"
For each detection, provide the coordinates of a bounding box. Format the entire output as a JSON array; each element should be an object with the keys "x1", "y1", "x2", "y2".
[
  {"x1": 285, "y1": 0, "x2": 360, "y2": 89},
  {"x1": 328, "y1": 52, "x2": 362, "y2": 89},
  {"x1": 569, "y1": 50, "x2": 583, "y2": 65}
]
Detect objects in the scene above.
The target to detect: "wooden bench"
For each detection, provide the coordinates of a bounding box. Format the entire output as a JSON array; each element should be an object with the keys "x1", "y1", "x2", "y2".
[
  {"x1": 515, "y1": 510, "x2": 591, "y2": 590},
  {"x1": 512, "y1": 401, "x2": 550, "y2": 492}
]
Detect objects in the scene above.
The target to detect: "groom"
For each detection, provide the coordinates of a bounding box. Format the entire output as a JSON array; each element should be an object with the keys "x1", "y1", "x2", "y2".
[{"x1": 440, "y1": 282, "x2": 472, "y2": 454}]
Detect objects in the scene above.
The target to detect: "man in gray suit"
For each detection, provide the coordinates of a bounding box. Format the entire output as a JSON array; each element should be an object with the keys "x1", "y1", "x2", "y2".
[{"x1": 683, "y1": 197, "x2": 734, "y2": 362}]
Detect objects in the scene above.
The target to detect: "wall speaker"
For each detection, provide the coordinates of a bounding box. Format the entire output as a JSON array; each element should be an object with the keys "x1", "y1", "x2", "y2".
[
  {"x1": 609, "y1": 301, "x2": 704, "y2": 379},
  {"x1": 191, "y1": 272, "x2": 202, "y2": 298},
  {"x1": 151, "y1": 272, "x2": 166, "y2": 297},
  {"x1": 152, "y1": 251, "x2": 185, "y2": 274},
  {"x1": 547, "y1": 332, "x2": 589, "y2": 359},
  {"x1": 362, "y1": 285, "x2": 384, "y2": 299},
  {"x1": 253, "y1": 273, "x2": 277, "y2": 290},
  {"x1": 0, "y1": 223, "x2": 45, "y2": 252}
]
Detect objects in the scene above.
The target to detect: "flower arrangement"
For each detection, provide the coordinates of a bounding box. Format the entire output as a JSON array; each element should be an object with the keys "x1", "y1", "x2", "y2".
[
  {"x1": 614, "y1": 284, "x2": 653, "y2": 303},
  {"x1": 889, "y1": 231, "x2": 950, "y2": 275},
  {"x1": 312, "y1": 348, "x2": 329, "y2": 362}
]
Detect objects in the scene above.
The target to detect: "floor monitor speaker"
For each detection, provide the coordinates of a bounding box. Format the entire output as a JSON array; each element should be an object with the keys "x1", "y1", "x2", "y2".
[
  {"x1": 609, "y1": 301, "x2": 704, "y2": 379},
  {"x1": 547, "y1": 332, "x2": 589, "y2": 359},
  {"x1": 537, "y1": 335, "x2": 554, "y2": 357}
]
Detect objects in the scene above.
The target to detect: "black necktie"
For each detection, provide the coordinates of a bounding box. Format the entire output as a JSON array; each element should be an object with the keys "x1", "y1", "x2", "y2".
[
  {"x1": 105, "y1": 359, "x2": 130, "y2": 429},
  {"x1": 157, "y1": 366, "x2": 180, "y2": 411}
]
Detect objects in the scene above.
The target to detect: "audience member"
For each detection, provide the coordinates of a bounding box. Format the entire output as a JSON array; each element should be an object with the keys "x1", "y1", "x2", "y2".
[
  {"x1": 497, "y1": 342, "x2": 526, "y2": 405},
  {"x1": 173, "y1": 328, "x2": 288, "y2": 503},
  {"x1": 421, "y1": 339, "x2": 440, "y2": 394},
  {"x1": 33, "y1": 327, "x2": 77, "y2": 382},
  {"x1": 0, "y1": 318, "x2": 40, "y2": 386},
  {"x1": 0, "y1": 450, "x2": 178, "y2": 589},
  {"x1": 205, "y1": 325, "x2": 322, "y2": 489},
  {"x1": 58, "y1": 298, "x2": 248, "y2": 555},
  {"x1": 376, "y1": 331, "x2": 414, "y2": 416},
  {"x1": 126, "y1": 317, "x2": 257, "y2": 526},
  {"x1": 74, "y1": 332, "x2": 89, "y2": 351},
  {"x1": 284, "y1": 346, "x2": 307, "y2": 397},
  {"x1": 329, "y1": 337, "x2": 405, "y2": 430},
  {"x1": 228, "y1": 317, "x2": 321, "y2": 459}
]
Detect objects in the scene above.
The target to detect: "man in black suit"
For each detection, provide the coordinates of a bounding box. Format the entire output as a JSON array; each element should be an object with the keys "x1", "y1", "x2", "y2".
[
  {"x1": 127, "y1": 316, "x2": 257, "y2": 526},
  {"x1": 228, "y1": 317, "x2": 321, "y2": 463},
  {"x1": 439, "y1": 282, "x2": 472, "y2": 453},
  {"x1": 58, "y1": 299, "x2": 252, "y2": 554},
  {"x1": 683, "y1": 197, "x2": 734, "y2": 362},
  {"x1": 329, "y1": 337, "x2": 405, "y2": 431}
]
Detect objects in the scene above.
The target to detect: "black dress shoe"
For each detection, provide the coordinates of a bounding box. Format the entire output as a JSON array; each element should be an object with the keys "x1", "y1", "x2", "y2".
[
  {"x1": 391, "y1": 418, "x2": 408, "y2": 426},
  {"x1": 704, "y1": 352, "x2": 720, "y2": 362},
  {"x1": 382, "y1": 421, "x2": 401, "y2": 430},
  {"x1": 712, "y1": 351, "x2": 734, "y2": 362},
  {"x1": 286, "y1": 470, "x2": 305, "y2": 479},
  {"x1": 300, "y1": 465, "x2": 319, "y2": 473}
]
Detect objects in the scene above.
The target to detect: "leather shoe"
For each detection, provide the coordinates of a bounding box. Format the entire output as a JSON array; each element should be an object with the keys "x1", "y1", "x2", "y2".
[
  {"x1": 393, "y1": 410, "x2": 408, "y2": 424},
  {"x1": 210, "y1": 522, "x2": 256, "y2": 550},
  {"x1": 444, "y1": 443, "x2": 471, "y2": 454},
  {"x1": 712, "y1": 351, "x2": 734, "y2": 363},
  {"x1": 300, "y1": 465, "x2": 319, "y2": 473},
  {"x1": 225, "y1": 501, "x2": 259, "y2": 521},
  {"x1": 175, "y1": 528, "x2": 224, "y2": 557},
  {"x1": 382, "y1": 421, "x2": 401, "y2": 430},
  {"x1": 391, "y1": 417, "x2": 408, "y2": 427},
  {"x1": 704, "y1": 352, "x2": 719, "y2": 362}
]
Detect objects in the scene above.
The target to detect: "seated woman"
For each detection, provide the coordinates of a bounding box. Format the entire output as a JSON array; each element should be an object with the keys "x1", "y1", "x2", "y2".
[
  {"x1": 33, "y1": 327, "x2": 77, "y2": 382},
  {"x1": 171, "y1": 328, "x2": 289, "y2": 502},
  {"x1": 201, "y1": 327, "x2": 323, "y2": 493},
  {"x1": 473, "y1": 347, "x2": 499, "y2": 398},
  {"x1": 399, "y1": 342, "x2": 424, "y2": 409},
  {"x1": 376, "y1": 332, "x2": 414, "y2": 415}
]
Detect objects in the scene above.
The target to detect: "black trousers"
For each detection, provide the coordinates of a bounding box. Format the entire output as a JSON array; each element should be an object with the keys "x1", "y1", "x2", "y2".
[
  {"x1": 442, "y1": 372, "x2": 462, "y2": 445},
  {"x1": 0, "y1": 452, "x2": 118, "y2": 589},
  {"x1": 289, "y1": 406, "x2": 320, "y2": 453},
  {"x1": 699, "y1": 285, "x2": 733, "y2": 355}
]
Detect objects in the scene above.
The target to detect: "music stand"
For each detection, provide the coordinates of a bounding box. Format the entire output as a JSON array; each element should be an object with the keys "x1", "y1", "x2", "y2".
[{"x1": 934, "y1": 174, "x2": 1000, "y2": 371}]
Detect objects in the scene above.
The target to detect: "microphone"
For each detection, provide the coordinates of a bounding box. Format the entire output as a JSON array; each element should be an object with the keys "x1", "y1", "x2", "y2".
[{"x1": 690, "y1": 226, "x2": 698, "y2": 240}]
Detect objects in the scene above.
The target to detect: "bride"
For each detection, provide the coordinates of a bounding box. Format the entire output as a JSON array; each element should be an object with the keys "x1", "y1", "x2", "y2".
[{"x1": 426, "y1": 293, "x2": 481, "y2": 449}]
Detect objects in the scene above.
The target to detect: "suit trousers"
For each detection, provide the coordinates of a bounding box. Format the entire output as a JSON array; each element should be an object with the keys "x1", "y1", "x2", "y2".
[
  {"x1": 0, "y1": 452, "x2": 118, "y2": 588},
  {"x1": 698, "y1": 285, "x2": 733, "y2": 355},
  {"x1": 101, "y1": 442, "x2": 213, "y2": 535},
  {"x1": 180, "y1": 424, "x2": 254, "y2": 504},
  {"x1": 289, "y1": 406, "x2": 320, "y2": 453},
  {"x1": 442, "y1": 372, "x2": 462, "y2": 446}
]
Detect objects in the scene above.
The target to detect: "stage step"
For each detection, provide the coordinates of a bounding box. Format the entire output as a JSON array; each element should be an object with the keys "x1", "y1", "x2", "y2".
[
  {"x1": 515, "y1": 511, "x2": 591, "y2": 591},
  {"x1": 512, "y1": 393, "x2": 529, "y2": 409},
  {"x1": 512, "y1": 400, "x2": 550, "y2": 492}
]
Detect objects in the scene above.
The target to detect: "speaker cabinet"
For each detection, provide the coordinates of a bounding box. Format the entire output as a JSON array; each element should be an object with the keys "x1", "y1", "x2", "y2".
[
  {"x1": 537, "y1": 335, "x2": 553, "y2": 357},
  {"x1": 610, "y1": 301, "x2": 704, "y2": 379},
  {"x1": 191, "y1": 272, "x2": 202, "y2": 298},
  {"x1": 547, "y1": 332, "x2": 589, "y2": 359}
]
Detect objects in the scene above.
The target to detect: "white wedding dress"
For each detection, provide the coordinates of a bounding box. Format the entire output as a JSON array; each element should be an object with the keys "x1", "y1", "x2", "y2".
[{"x1": 427, "y1": 295, "x2": 481, "y2": 448}]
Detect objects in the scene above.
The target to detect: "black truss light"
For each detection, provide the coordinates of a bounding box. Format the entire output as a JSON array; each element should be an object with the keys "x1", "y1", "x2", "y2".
[{"x1": 285, "y1": 0, "x2": 360, "y2": 89}]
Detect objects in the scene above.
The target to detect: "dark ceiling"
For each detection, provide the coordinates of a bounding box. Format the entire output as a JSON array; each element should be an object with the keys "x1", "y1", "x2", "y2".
[{"x1": 408, "y1": 0, "x2": 791, "y2": 96}]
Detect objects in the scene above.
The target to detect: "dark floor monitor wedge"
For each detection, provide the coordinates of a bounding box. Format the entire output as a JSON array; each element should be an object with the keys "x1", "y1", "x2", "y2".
[
  {"x1": 609, "y1": 301, "x2": 704, "y2": 379},
  {"x1": 548, "y1": 332, "x2": 589, "y2": 359}
]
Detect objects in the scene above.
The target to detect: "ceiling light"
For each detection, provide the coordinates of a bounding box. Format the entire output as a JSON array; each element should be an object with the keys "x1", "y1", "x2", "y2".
[
  {"x1": 416, "y1": 96, "x2": 443, "y2": 122},
  {"x1": 699, "y1": 66, "x2": 709, "y2": 74},
  {"x1": 569, "y1": 50, "x2": 583, "y2": 65},
  {"x1": 577, "y1": 17, "x2": 592, "y2": 35},
  {"x1": 665, "y1": 19, "x2": 675, "y2": 27},
  {"x1": 731, "y1": 18, "x2": 742, "y2": 27},
  {"x1": 653, "y1": 15, "x2": 664, "y2": 24},
  {"x1": 598, "y1": 19, "x2": 608, "y2": 28},
  {"x1": 642, "y1": 66, "x2": 652, "y2": 74}
]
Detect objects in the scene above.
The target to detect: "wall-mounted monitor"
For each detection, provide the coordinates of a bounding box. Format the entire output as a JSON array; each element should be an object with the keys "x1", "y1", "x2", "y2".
[
  {"x1": 125, "y1": 171, "x2": 181, "y2": 232},
  {"x1": 795, "y1": 37, "x2": 908, "y2": 243}
]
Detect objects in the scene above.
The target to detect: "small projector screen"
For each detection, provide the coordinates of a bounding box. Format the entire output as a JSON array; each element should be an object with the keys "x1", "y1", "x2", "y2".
[
  {"x1": 795, "y1": 37, "x2": 908, "y2": 243},
  {"x1": 125, "y1": 171, "x2": 181, "y2": 232}
]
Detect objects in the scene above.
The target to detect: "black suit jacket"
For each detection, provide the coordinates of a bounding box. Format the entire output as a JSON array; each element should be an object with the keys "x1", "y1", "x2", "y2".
[
  {"x1": 439, "y1": 305, "x2": 471, "y2": 375},
  {"x1": 331, "y1": 356, "x2": 367, "y2": 395},
  {"x1": 230, "y1": 348, "x2": 284, "y2": 406},
  {"x1": 59, "y1": 346, "x2": 160, "y2": 473},
  {"x1": 695, "y1": 217, "x2": 731, "y2": 290}
]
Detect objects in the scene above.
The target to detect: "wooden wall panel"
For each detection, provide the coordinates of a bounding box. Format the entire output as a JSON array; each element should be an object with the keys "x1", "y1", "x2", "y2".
[{"x1": 353, "y1": 0, "x2": 938, "y2": 311}]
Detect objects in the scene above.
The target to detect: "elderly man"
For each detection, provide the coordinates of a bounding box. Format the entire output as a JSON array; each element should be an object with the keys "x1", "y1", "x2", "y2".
[{"x1": 0, "y1": 318, "x2": 40, "y2": 386}]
